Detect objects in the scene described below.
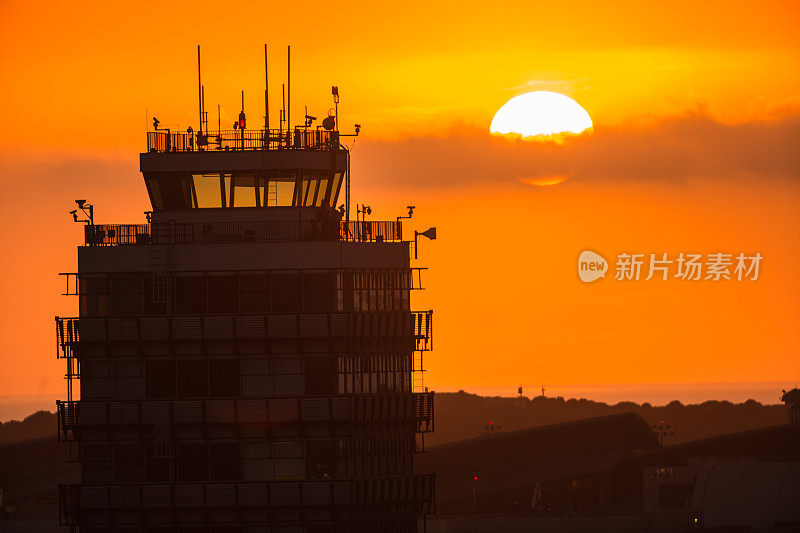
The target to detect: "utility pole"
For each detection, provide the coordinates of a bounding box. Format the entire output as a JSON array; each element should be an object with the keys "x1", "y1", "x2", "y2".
[
  {"x1": 651, "y1": 419, "x2": 675, "y2": 468},
  {"x1": 472, "y1": 475, "x2": 478, "y2": 533}
]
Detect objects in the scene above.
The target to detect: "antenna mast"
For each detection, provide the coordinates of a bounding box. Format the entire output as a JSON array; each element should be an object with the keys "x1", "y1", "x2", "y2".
[
  {"x1": 281, "y1": 83, "x2": 286, "y2": 141},
  {"x1": 197, "y1": 45, "x2": 202, "y2": 136},
  {"x1": 201, "y1": 85, "x2": 206, "y2": 133},
  {"x1": 287, "y1": 45, "x2": 291, "y2": 137},
  {"x1": 264, "y1": 44, "x2": 269, "y2": 132}
]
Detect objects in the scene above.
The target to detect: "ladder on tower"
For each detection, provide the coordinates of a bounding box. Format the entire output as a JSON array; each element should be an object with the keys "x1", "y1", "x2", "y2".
[
  {"x1": 413, "y1": 351, "x2": 425, "y2": 393},
  {"x1": 147, "y1": 236, "x2": 180, "y2": 305},
  {"x1": 266, "y1": 180, "x2": 278, "y2": 206}
]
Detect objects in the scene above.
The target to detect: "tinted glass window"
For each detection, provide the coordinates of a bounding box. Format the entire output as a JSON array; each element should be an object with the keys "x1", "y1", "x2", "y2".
[
  {"x1": 175, "y1": 275, "x2": 204, "y2": 315},
  {"x1": 207, "y1": 274, "x2": 236, "y2": 314},
  {"x1": 239, "y1": 273, "x2": 269, "y2": 314},
  {"x1": 210, "y1": 442, "x2": 241, "y2": 481},
  {"x1": 145, "y1": 173, "x2": 192, "y2": 209},
  {"x1": 145, "y1": 360, "x2": 175, "y2": 398},
  {"x1": 192, "y1": 173, "x2": 222, "y2": 208},
  {"x1": 271, "y1": 271, "x2": 301, "y2": 312},
  {"x1": 231, "y1": 175, "x2": 257, "y2": 207},
  {"x1": 303, "y1": 271, "x2": 334, "y2": 312},
  {"x1": 178, "y1": 443, "x2": 209, "y2": 481},
  {"x1": 177, "y1": 359, "x2": 209, "y2": 398},
  {"x1": 209, "y1": 359, "x2": 240, "y2": 397}
]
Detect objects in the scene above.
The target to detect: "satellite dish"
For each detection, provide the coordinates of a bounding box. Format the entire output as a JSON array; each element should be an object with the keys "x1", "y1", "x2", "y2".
[{"x1": 322, "y1": 115, "x2": 336, "y2": 131}]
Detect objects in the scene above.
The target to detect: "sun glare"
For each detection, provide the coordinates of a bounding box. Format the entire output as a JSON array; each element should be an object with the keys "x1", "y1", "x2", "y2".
[
  {"x1": 519, "y1": 175, "x2": 571, "y2": 187},
  {"x1": 490, "y1": 91, "x2": 593, "y2": 139}
]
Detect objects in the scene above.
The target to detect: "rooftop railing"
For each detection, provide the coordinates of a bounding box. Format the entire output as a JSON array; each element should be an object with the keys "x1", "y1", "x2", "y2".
[
  {"x1": 84, "y1": 220, "x2": 402, "y2": 246},
  {"x1": 146, "y1": 128, "x2": 340, "y2": 153}
]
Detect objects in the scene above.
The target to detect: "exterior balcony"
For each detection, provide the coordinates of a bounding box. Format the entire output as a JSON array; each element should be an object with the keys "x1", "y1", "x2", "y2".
[
  {"x1": 55, "y1": 311, "x2": 433, "y2": 357},
  {"x1": 146, "y1": 127, "x2": 340, "y2": 154},
  {"x1": 56, "y1": 392, "x2": 434, "y2": 442},
  {"x1": 59, "y1": 474, "x2": 436, "y2": 527},
  {"x1": 83, "y1": 219, "x2": 403, "y2": 246}
]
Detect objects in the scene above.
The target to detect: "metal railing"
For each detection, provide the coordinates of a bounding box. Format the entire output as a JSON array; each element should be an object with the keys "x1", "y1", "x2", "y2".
[
  {"x1": 55, "y1": 311, "x2": 433, "y2": 356},
  {"x1": 414, "y1": 391, "x2": 435, "y2": 434},
  {"x1": 56, "y1": 400, "x2": 78, "y2": 442},
  {"x1": 59, "y1": 474, "x2": 435, "y2": 525},
  {"x1": 56, "y1": 392, "x2": 434, "y2": 438},
  {"x1": 84, "y1": 220, "x2": 402, "y2": 246},
  {"x1": 147, "y1": 128, "x2": 340, "y2": 153}
]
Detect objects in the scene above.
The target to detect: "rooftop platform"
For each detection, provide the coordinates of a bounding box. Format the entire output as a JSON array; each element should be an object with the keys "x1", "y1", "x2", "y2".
[
  {"x1": 146, "y1": 128, "x2": 340, "y2": 154},
  {"x1": 82, "y1": 219, "x2": 402, "y2": 246}
]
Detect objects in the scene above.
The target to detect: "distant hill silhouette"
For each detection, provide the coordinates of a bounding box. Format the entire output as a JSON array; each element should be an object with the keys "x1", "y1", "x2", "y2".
[
  {"x1": 0, "y1": 395, "x2": 786, "y2": 447},
  {"x1": 0, "y1": 410, "x2": 57, "y2": 445},
  {"x1": 428, "y1": 391, "x2": 786, "y2": 447}
]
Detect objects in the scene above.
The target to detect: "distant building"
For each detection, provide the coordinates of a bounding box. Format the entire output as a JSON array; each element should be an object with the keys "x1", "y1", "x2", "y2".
[
  {"x1": 416, "y1": 414, "x2": 800, "y2": 532},
  {"x1": 782, "y1": 388, "x2": 800, "y2": 424},
  {"x1": 415, "y1": 413, "x2": 659, "y2": 515},
  {"x1": 55, "y1": 78, "x2": 435, "y2": 531}
]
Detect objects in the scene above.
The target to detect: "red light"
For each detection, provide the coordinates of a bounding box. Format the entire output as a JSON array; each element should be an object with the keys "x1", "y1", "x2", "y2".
[
  {"x1": 473, "y1": 476, "x2": 478, "y2": 481},
  {"x1": 239, "y1": 119, "x2": 245, "y2": 128}
]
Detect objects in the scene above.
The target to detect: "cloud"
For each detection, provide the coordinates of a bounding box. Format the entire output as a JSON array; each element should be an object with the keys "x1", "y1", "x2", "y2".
[{"x1": 352, "y1": 113, "x2": 800, "y2": 190}]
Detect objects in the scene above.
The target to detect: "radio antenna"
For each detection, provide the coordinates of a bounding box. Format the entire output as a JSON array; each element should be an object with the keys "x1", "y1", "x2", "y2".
[
  {"x1": 287, "y1": 45, "x2": 291, "y2": 136},
  {"x1": 264, "y1": 44, "x2": 269, "y2": 132},
  {"x1": 197, "y1": 45, "x2": 202, "y2": 136}
]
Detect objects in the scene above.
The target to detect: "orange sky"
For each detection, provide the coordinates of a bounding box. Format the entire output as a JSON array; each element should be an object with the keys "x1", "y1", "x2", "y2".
[{"x1": 1, "y1": 0, "x2": 799, "y2": 399}]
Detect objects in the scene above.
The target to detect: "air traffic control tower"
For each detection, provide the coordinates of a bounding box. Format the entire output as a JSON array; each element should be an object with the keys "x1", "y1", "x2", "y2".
[{"x1": 55, "y1": 50, "x2": 435, "y2": 532}]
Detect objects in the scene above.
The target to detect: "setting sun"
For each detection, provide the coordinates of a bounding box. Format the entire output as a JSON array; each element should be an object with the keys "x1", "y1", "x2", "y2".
[{"x1": 490, "y1": 91, "x2": 593, "y2": 138}]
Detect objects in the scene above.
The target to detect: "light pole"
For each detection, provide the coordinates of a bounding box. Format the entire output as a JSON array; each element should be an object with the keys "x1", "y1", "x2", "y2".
[
  {"x1": 651, "y1": 419, "x2": 675, "y2": 468},
  {"x1": 472, "y1": 475, "x2": 478, "y2": 533}
]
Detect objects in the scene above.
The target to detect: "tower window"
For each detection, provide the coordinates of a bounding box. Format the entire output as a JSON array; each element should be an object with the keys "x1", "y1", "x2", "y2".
[
  {"x1": 210, "y1": 442, "x2": 241, "y2": 481},
  {"x1": 192, "y1": 173, "x2": 223, "y2": 208},
  {"x1": 177, "y1": 443, "x2": 209, "y2": 481},
  {"x1": 303, "y1": 271, "x2": 334, "y2": 312},
  {"x1": 271, "y1": 271, "x2": 301, "y2": 312},
  {"x1": 177, "y1": 359, "x2": 209, "y2": 398},
  {"x1": 207, "y1": 274, "x2": 236, "y2": 314},
  {"x1": 145, "y1": 360, "x2": 176, "y2": 398},
  {"x1": 231, "y1": 174, "x2": 257, "y2": 207},
  {"x1": 175, "y1": 274, "x2": 204, "y2": 315},
  {"x1": 209, "y1": 359, "x2": 240, "y2": 397}
]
